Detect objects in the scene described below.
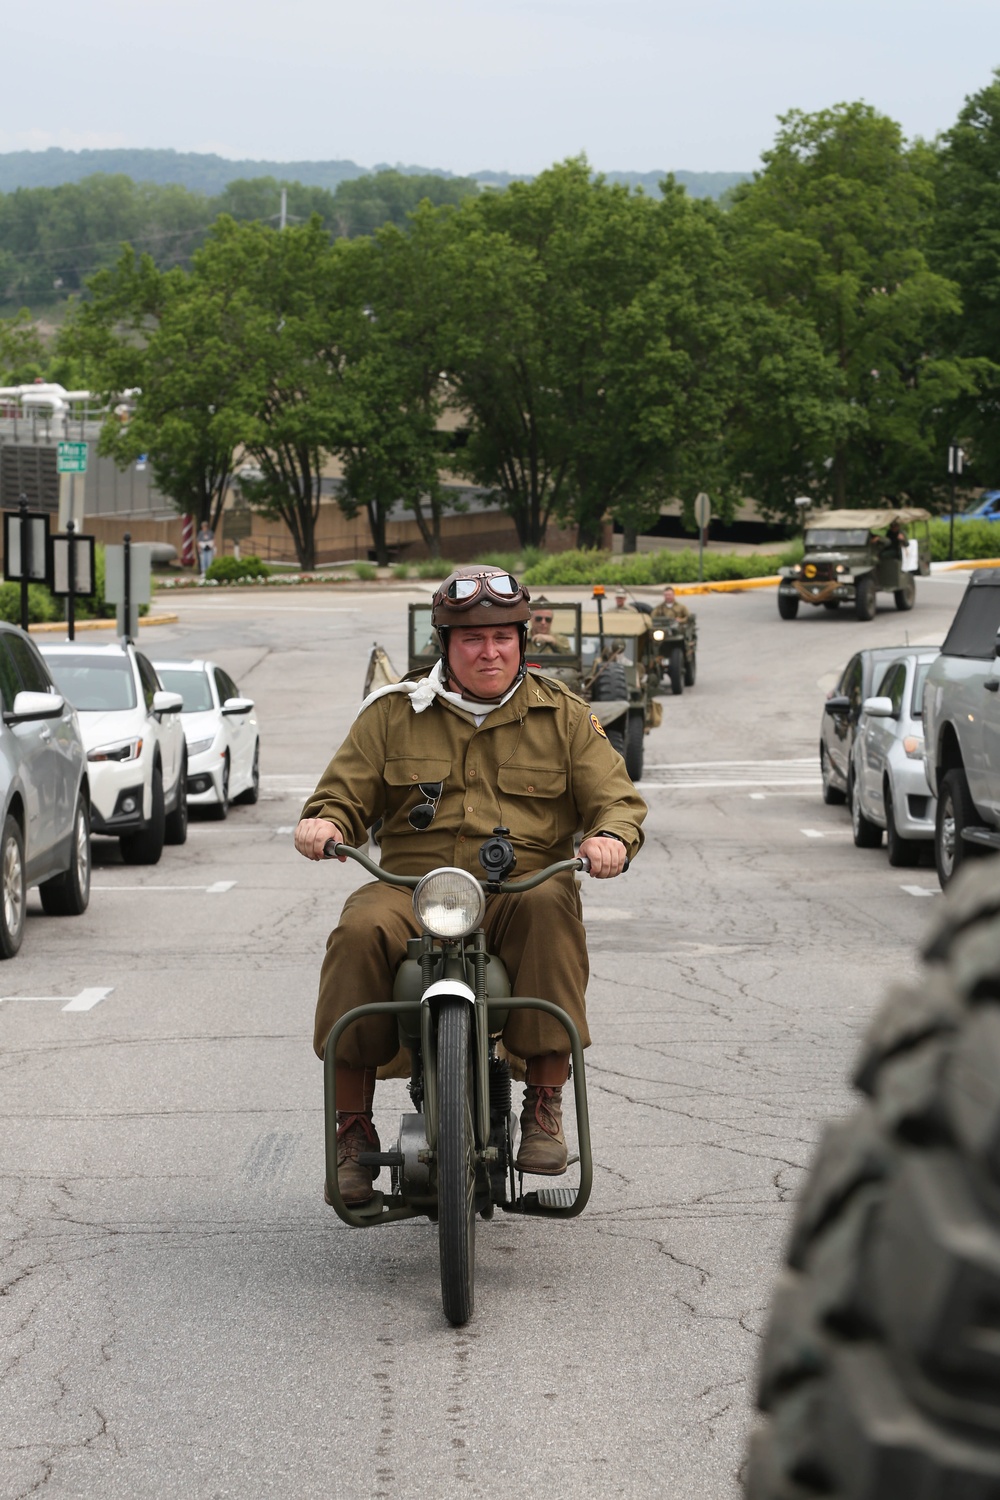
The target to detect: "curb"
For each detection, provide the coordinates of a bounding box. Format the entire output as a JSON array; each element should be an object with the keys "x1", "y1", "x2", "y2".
[
  {"x1": 673, "y1": 576, "x2": 780, "y2": 596},
  {"x1": 27, "y1": 613, "x2": 179, "y2": 635}
]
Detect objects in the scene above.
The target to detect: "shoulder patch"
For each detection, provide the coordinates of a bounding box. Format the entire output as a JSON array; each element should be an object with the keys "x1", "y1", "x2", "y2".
[{"x1": 590, "y1": 712, "x2": 607, "y2": 738}]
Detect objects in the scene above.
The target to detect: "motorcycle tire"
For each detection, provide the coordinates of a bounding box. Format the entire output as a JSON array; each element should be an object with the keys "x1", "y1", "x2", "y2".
[
  {"x1": 746, "y1": 861, "x2": 1000, "y2": 1499},
  {"x1": 437, "y1": 999, "x2": 476, "y2": 1326}
]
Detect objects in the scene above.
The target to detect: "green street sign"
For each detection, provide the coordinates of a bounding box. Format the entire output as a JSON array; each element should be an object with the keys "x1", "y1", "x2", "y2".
[{"x1": 57, "y1": 441, "x2": 88, "y2": 474}]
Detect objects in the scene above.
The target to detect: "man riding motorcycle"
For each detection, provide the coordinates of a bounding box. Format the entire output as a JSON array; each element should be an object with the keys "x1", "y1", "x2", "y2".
[{"x1": 295, "y1": 566, "x2": 647, "y2": 1205}]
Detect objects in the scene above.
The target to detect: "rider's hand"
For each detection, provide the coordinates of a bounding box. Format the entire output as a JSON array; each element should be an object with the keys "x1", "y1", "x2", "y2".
[
  {"x1": 579, "y1": 835, "x2": 627, "y2": 879},
  {"x1": 295, "y1": 818, "x2": 345, "y2": 861}
]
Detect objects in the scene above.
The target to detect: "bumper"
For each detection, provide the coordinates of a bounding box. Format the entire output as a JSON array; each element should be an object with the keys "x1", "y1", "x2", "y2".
[
  {"x1": 782, "y1": 580, "x2": 852, "y2": 606},
  {"x1": 90, "y1": 780, "x2": 146, "y2": 835},
  {"x1": 186, "y1": 749, "x2": 225, "y2": 805},
  {"x1": 891, "y1": 759, "x2": 937, "y2": 839}
]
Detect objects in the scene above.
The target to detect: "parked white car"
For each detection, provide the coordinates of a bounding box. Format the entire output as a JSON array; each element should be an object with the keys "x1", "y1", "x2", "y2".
[
  {"x1": 850, "y1": 648, "x2": 940, "y2": 866},
  {"x1": 0, "y1": 623, "x2": 92, "y2": 956},
  {"x1": 40, "y1": 641, "x2": 186, "y2": 864},
  {"x1": 151, "y1": 658, "x2": 259, "y2": 818}
]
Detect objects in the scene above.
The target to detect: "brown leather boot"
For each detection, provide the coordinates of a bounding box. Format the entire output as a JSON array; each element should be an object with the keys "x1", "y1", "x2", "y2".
[
  {"x1": 332, "y1": 1112, "x2": 381, "y2": 1205},
  {"x1": 515, "y1": 1086, "x2": 568, "y2": 1175}
]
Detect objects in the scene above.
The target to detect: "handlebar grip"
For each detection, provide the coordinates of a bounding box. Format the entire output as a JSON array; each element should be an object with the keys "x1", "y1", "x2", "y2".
[
  {"x1": 322, "y1": 839, "x2": 345, "y2": 859},
  {"x1": 578, "y1": 856, "x2": 591, "y2": 874}
]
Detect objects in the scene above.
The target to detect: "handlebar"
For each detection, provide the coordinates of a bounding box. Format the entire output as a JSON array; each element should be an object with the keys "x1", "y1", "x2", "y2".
[{"x1": 322, "y1": 840, "x2": 592, "y2": 892}]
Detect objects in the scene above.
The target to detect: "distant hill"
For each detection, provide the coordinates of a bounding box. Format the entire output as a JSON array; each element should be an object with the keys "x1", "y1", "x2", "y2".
[{"x1": 0, "y1": 148, "x2": 749, "y2": 201}]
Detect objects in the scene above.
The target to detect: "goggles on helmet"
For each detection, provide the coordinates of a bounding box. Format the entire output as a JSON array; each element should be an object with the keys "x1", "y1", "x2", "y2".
[{"x1": 442, "y1": 572, "x2": 525, "y2": 609}]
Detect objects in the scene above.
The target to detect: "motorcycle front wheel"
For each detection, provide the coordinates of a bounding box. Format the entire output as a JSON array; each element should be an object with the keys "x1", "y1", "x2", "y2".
[{"x1": 437, "y1": 1000, "x2": 476, "y2": 1325}]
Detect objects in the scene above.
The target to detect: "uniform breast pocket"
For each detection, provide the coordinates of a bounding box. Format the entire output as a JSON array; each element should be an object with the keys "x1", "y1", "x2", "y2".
[
  {"x1": 497, "y1": 766, "x2": 567, "y2": 799},
  {"x1": 384, "y1": 758, "x2": 452, "y2": 791}
]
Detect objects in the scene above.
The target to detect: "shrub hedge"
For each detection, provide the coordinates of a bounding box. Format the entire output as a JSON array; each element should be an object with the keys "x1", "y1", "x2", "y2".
[{"x1": 205, "y1": 554, "x2": 272, "y2": 582}]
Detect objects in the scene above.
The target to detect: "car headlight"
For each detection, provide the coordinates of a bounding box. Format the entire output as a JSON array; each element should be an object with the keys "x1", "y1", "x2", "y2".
[
  {"x1": 187, "y1": 736, "x2": 215, "y2": 756},
  {"x1": 88, "y1": 737, "x2": 142, "y2": 762},
  {"x1": 412, "y1": 868, "x2": 486, "y2": 938}
]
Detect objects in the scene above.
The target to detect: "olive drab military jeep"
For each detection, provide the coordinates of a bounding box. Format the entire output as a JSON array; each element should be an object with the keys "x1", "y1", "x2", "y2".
[
  {"x1": 777, "y1": 507, "x2": 931, "y2": 622},
  {"x1": 362, "y1": 602, "x2": 653, "y2": 782}
]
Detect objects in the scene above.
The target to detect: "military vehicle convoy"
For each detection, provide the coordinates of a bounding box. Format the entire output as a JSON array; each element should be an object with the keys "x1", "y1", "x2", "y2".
[{"x1": 777, "y1": 508, "x2": 931, "y2": 621}]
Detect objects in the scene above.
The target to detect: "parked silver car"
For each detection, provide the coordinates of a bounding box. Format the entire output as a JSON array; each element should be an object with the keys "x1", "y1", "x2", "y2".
[
  {"x1": 0, "y1": 623, "x2": 92, "y2": 956},
  {"x1": 850, "y1": 649, "x2": 940, "y2": 865}
]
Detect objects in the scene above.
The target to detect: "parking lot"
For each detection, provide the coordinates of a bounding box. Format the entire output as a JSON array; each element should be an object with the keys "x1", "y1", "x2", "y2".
[{"x1": 0, "y1": 570, "x2": 973, "y2": 1500}]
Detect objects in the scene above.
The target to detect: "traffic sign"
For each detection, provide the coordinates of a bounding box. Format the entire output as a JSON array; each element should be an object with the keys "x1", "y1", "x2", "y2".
[
  {"x1": 57, "y1": 441, "x2": 88, "y2": 474},
  {"x1": 694, "y1": 492, "x2": 711, "y2": 529}
]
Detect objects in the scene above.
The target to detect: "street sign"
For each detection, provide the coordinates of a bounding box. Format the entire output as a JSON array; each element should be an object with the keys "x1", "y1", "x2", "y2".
[
  {"x1": 50, "y1": 532, "x2": 95, "y2": 597},
  {"x1": 694, "y1": 492, "x2": 711, "y2": 529},
  {"x1": 3, "y1": 509, "x2": 50, "y2": 582},
  {"x1": 105, "y1": 540, "x2": 151, "y2": 641},
  {"x1": 56, "y1": 441, "x2": 88, "y2": 474}
]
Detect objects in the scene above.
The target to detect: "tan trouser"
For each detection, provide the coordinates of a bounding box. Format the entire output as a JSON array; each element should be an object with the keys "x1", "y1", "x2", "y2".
[{"x1": 314, "y1": 874, "x2": 591, "y2": 1064}]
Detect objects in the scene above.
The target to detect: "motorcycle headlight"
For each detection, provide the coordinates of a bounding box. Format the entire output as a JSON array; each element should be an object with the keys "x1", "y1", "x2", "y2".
[
  {"x1": 88, "y1": 737, "x2": 142, "y2": 762},
  {"x1": 413, "y1": 868, "x2": 486, "y2": 938}
]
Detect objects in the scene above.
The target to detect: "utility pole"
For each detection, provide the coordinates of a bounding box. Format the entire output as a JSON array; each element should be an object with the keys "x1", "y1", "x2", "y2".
[{"x1": 279, "y1": 188, "x2": 287, "y2": 231}]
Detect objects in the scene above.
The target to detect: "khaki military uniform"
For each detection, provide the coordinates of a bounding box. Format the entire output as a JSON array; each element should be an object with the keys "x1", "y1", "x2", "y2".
[
  {"x1": 653, "y1": 601, "x2": 691, "y2": 624},
  {"x1": 302, "y1": 670, "x2": 647, "y2": 1064}
]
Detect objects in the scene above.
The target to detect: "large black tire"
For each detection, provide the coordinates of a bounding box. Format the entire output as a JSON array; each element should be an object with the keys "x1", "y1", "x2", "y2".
[
  {"x1": 668, "y1": 647, "x2": 684, "y2": 696},
  {"x1": 590, "y1": 662, "x2": 629, "y2": 760},
  {"x1": 778, "y1": 593, "x2": 799, "y2": 620},
  {"x1": 0, "y1": 812, "x2": 26, "y2": 958},
  {"x1": 234, "y1": 741, "x2": 260, "y2": 805},
  {"x1": 39, "y1": 796, "x2": 91, "y2": 916},
  {"x1": 120, "y1": 765, "x2": 165, "y2": 865},
  {"x1": 164, "y1": 756, "x2": 188, "y2": 845},
  {"x1": 935, "y1": 766, "x2": 986, "y2": 888},
  {"x1": 437, "y1": 1000, "x2": 476, "y2": 1327},
  {"x1": 207, "y1": 754, "x2": 230, "y2": 821},
  {"x1": 684, "y1": 650, "x2": 697, "y2": 687},
  {"x1": 894, "y1": 572, "x2": 916, "y2": 611},
  {"x1": 624, "y1": 708, "x2": 645, "y2": 781},
  {"x1": 851, "y1": 775, "x2": 882, "y2": 849},
  {"x1": 821, "y1": 745, "x2": 846, "y2": 806},
  {"x1": 855, "y1": 575, "x2": 877, "y2": 622},
  {"x1": 884, "y1": 781, "x2": 920, "y2": 869},
  {"x1": 746, "y1": 862, "x2": 1000, "y2": 1499}
]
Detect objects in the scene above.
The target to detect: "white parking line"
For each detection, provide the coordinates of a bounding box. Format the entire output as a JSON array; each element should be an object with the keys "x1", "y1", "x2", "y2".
[
  {"x1": 0, "y1": 987, "x2": 113, "y2": 1012},
  {"x1": 901, "y1": 885, "x2": 938, "y2": 898},
  {"x1": 92, "y1": 881, "x2": 236, "y2": 894},
  {"x1": 801, "y1": 829, "x2": 825, "y2": 839}
]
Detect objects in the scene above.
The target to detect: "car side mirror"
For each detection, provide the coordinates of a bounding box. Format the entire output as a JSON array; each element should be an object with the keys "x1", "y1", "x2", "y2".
[
  {"x1": 152, "y1": 690, "x2": 184, "y2": 716},
  {"x1": 221, "y1": 696, "x2": 255, "y2": 716},
  {"x1": 824, "y1": 695, "x2": 851, "y2": 718},
  {"x1": 861, "y1": 695, "x2": 895, "y2": 718},
  {"x1": 3, "y1": 690, "x2": 65, "y2": 725}
]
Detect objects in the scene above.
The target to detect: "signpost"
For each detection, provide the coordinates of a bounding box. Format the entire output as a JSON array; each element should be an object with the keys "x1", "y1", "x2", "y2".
[
  {"x1": 4, "y1": 498, "x2": 51, "y2": 630},
  {"x1": 948, "y1": 442, "x2": 965, "y2": 562},
  {"x1": 56, "y1": 441, "x2": 88, "y2": 531},
  {"x1": 50, "y1": 520, "x2": 96, "y2": 641},
  {"x1": 104, "y1": 534, "x2": 151, "y2": 642},
  {"x1": 694, "y1": 492, "x2": 711, "y2": 583}
]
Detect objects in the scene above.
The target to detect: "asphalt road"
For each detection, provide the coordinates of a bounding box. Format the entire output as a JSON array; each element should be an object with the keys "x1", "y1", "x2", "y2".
[{"x1": 0, "y1": 571, "x2": 972, "y2": 1500}]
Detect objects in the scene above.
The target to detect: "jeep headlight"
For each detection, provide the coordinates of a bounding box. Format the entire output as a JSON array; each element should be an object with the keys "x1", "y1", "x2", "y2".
[
  {"x1": 653, "y1": 629, "x2": 664, "y2": 641},
  {"x1": 413, "y1": 868, "x2": 486, "y2": 938}
]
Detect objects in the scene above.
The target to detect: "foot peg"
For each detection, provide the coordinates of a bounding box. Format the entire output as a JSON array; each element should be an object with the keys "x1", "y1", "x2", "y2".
[{"x1": 357, "y1": 1150, "x2": 404, "y2": 1168}]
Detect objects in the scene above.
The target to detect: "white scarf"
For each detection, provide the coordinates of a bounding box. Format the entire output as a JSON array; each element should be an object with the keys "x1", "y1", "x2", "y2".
[{"x1": 356, "y1": 659, "x2": 522, "y2": 725}]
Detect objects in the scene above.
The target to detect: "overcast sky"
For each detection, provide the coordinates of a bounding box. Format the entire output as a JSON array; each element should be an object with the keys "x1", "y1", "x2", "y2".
[{"x1": 5, "y1": 1, "x2": 999, "y2": 176}]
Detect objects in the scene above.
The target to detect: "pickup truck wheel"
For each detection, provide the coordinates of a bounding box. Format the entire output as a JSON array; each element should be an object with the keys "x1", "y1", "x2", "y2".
[
  {"x1": 894, "y1": 573, "x2": 916, "y2": 611},
  {"x1": 851, "y1": 776, "x2": 882, "y2": 849},
  {"x1": 777, "y1": 593, "x2": 799, "y2": 620},
  {"x1": 820, "y1": 745, "x2": 846, "y2": 806},
  {"x1": 855, "y1": 576, "x2": 877, "y2": 622},
  {"x1": 745, "y1": 862, "x2": 1000, "y2": 1499},
  {"x1": 935, "y1": 766, "x2": 985, "y2": 887},
  {"x1": 884, "y1": 782, "x2": 920, "y2": 868}
]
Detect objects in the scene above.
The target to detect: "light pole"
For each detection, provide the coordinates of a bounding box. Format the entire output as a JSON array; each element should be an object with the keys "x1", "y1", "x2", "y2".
[{"x1": 948, "y1": 441, "x2": 964, "y2": 562}]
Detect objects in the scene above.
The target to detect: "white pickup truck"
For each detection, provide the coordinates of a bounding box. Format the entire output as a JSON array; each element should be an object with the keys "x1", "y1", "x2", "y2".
[{"x1": 923, "y1": 568, "x2": 1000, "y2": 885}]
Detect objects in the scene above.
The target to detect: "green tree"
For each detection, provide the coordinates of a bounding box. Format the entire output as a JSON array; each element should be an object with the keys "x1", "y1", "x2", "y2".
[
  {"x1": 930, "y1": 70, "x2": 1000, "y2": 484},
  {"x1": 728, "y1": 102, "x2": 984, "y2": 516},
  {"x1": 0, "y1": 307, "x2": 45, "y2": 380}
]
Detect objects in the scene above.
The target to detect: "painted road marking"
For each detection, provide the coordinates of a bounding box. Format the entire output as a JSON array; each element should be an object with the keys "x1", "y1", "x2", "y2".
[
  {"x1": 0, "y1": 987, "x2": 112, "y2": 1011},
  {"x1": 641, "y1": 758, "x2": 819, "y2": 790},
  {"x1": 93, "y1": 881, "x2": 236, "y2": 894},
  {"x1": 901, "y1": 885, "x2": 938, "y2": 898},
  {"x1": 801, "y1": 829, "x2": 825, "y2": 839}
]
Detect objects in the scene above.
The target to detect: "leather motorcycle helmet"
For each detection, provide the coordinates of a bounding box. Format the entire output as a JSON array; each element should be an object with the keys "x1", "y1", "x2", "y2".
[{"x1": 431, "y1": 566, "x2": 532, "y2": 699}]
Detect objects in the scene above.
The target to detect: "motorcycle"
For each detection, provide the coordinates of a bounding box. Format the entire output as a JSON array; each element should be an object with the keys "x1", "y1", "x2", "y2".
[{"x1": 321, "y1": 829, "x2": 594, "y2": 1327}]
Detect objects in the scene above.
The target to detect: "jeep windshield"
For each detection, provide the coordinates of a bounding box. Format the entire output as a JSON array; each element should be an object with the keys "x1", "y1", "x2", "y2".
[{"x1": 804, "y1": 529, "x2": 869, "y2": 549}]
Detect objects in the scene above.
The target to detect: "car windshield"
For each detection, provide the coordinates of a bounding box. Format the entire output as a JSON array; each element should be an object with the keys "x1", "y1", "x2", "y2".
[
  {"x1": 156, "y1": 668, "x2": 213, "y2": 712},
  {"x1": 804, "y1": 529, "x2": 869, "y2": 548},
  {"x1": 45, "y1": 654, "x2": 136, "y2": 711}
]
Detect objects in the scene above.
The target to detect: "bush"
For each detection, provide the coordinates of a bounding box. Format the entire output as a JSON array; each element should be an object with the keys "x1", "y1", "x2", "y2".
[
  {"x1": 204, "y1": 554, "x2": 271, "y2": 583},
  {"x1": 0, "y1": 582, "x2": 60, "y2": 625},
  {"x1": 353, "y1": 561, "x2": 377, "y2": 581},
  {"x1": 391, "y1": 563, "x2": 411, "y2": 579},
  {"x1": 929, "y1": 518, "x2": 1000, "y2": 562},
  {"x1": 522, "y1": 548, "x2": 789, "y2": 587},
  {"x1": 413, "y1": 557, "x2": 455, "y2": 579}
]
